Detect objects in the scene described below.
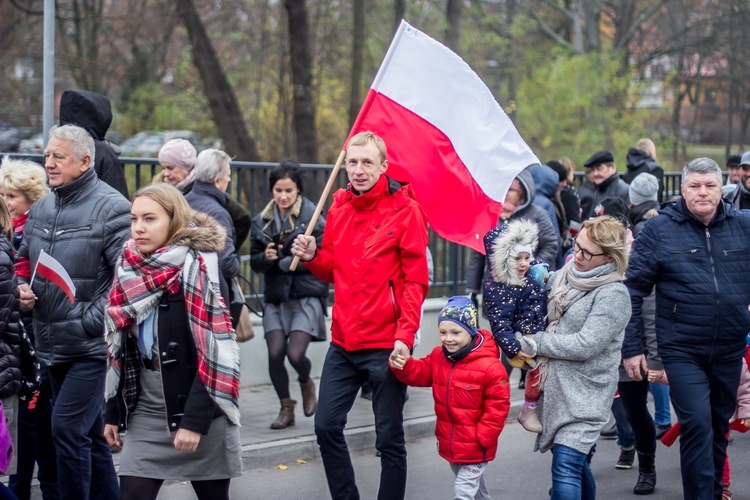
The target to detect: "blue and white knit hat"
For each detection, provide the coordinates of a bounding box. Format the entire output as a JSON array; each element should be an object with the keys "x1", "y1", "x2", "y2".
[{"x1": 438, "y1": 296, "x2": 478, "y2": 336}]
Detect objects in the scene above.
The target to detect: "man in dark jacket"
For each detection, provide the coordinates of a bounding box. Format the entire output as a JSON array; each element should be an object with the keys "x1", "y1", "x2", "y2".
[
  {"x1": 465, "y1": 169, "x2": 559, "y2": 310},
  {"x1": 16, "y1": 125, "x2": 129, "y2": 499},
  {"x1": 579, "y1": 150, "x2": 630, "y2": 219},
  {"x1": 59, "y1": 89, "x2": 129, "y2": 198},
  {"x1": 625, "y1": 157, "x2": 750, "y2": 499},
  {"x1": 623, "y1": 138, "x2": 664, "y2": 202},
  {"x1": 729, "y1": 151, "x2": 750, "y2": 210}
]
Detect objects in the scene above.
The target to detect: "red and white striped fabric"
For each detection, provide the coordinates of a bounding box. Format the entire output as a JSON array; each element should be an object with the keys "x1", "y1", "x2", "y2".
[
  {"x1": 34, "y1": 250, "x2": 76, "y2": 303},
  {"x1": 348, "y1": 20, "x2": 539, "y2": 253}
]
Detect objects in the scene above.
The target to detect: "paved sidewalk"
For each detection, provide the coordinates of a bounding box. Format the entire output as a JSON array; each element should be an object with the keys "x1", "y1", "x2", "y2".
[{"x1": 238, "y1": 370, "x2": 527, "y2": 470}]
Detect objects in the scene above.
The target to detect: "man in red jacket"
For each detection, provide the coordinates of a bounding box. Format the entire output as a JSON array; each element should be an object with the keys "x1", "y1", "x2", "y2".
[{"x1": 291, "y1": 131, "x2": 429, "y2": 500}]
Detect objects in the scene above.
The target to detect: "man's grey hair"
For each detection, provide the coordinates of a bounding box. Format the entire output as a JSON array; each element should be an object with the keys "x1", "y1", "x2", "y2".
[
  {"x1": 681, "y1": 157, "x2": 722, "y2": 186},
  {"x1": 194, "y1": 148, "x2": 231, "y2": 183},
  {"x1": 49, "y1": 124, "x2": 95, "y2": 165}
]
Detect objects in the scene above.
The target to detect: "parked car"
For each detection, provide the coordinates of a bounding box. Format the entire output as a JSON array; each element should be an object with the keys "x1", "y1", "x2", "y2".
[
  {"x1": 0, "y1": 127, "x2": 37, "y2": 153},
  {"x1": 17, "y1": 131, "x2": 45, "y2": 154},
  {"x1": 119, "y1": 130, "x2": 203, "y2": 157}
]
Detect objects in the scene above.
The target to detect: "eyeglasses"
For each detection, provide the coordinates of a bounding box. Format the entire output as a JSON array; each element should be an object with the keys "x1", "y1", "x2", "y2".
[{"x1": 572, "y1": 238, "x2": 606, "y2": 261}]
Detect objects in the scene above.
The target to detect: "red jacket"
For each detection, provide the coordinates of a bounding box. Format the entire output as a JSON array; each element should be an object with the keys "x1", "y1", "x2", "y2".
[
  {"x1": 393, "y1": 330, "x2": 510, "y2": 464},
  {"x1": 305, "y1": 176, "x2": 428, "y2": 351}
]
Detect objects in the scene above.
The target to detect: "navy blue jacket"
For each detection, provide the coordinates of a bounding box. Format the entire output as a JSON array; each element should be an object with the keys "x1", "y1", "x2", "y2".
[
  {"x1": 625, "y1": 198, "x2": 750, "y2": 361},
  {"x1": 482, "y1": 223, "x2": 547, "y2": 358}
]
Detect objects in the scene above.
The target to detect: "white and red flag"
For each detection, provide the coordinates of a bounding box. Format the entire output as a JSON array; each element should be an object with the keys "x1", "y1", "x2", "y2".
[
  {"x1": 348, "y1": 20, "x2": 539, "y2": 253},
  {"x1": 31, "y1": 250, "x2": 76, "y2": 303}
]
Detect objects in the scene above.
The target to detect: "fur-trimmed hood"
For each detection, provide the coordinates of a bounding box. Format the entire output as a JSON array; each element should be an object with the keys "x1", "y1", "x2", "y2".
[
  {"x1": 488, "y1": 219, "x2": 539, "y2": 286},
  {"x1": 259, "y1": 195, "x2": 303, "y2": 243},
  {"x1": 170, "y1": 210, "x2": 227, "y2": 253}
]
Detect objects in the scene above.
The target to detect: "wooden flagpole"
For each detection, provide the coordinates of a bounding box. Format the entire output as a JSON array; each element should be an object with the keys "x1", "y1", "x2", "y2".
[{"x1": 289, "y1": 149, "x2": 347, "y2": 271}]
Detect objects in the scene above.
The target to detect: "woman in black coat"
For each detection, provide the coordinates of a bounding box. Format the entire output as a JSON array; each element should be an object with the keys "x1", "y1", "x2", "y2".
[{"x1": 250, "y1": 161, "x2": 328, "y2": 429}]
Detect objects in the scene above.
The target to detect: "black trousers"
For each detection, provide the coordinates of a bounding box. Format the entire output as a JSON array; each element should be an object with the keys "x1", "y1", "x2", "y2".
[{"x1": 314, "y1": 344, "x2": 407, "y2": 500}]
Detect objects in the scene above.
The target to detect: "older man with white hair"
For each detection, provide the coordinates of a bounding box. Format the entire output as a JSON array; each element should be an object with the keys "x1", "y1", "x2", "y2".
[{"x1": 16, "y1": 124, "x2": 130, "y2": 499}]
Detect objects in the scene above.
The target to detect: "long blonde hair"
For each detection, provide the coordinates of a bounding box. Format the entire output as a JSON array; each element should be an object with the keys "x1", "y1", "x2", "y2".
[{"x1": 582, "y1": 216, "x2": 628, "y2": 274}]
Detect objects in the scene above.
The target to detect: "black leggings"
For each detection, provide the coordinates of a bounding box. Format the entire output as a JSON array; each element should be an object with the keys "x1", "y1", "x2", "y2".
[
  {"x1": 266, "y1": 329, "x2": 312, "y2": 400},
  {"x1": 618, "y1": 379, "x2": 657, "y2": 454},
  {"x1": 120, "y1": 476, "x2": 230, "y2": 500}
]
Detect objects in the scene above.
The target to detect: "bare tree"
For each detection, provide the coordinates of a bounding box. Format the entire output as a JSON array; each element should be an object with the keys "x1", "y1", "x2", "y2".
[
  {"x1": 176, "y1": 0, "x2": 259, "y2": 161},
  {"x1": 284, "y1": 0, "x2": 318, "y2": 162}
]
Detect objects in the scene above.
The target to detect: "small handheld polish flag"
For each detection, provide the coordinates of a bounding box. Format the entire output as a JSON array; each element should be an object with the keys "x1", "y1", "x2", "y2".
[{"x1": 31, "y1": 250, "x2": 76, "y2": 303}]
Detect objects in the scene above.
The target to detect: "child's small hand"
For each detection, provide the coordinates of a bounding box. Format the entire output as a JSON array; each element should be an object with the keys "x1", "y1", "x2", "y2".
[
  {"x1": 740, "y1": 418, "x2": 750, "y2": 429},
  {"x1": 389, "y1": 352, "x2": 407, "y2": 370},
  {"x1": 647, "y1": 369, "x2": 664, "y2": 383}
]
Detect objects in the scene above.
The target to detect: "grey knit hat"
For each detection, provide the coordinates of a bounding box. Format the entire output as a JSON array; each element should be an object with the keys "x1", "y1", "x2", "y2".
[{"x1": 629, "y1": 173, "x2": 659, "y2": 205}]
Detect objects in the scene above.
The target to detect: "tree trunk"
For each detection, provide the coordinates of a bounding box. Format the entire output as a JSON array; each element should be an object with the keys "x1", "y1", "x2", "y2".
[
  {"x1": 284, "y1": 0, "x2": 318, "y2": 163},
  {"x1": 394, "y1": 0, "x2": 405, "y2": 34},
  {"x1": 445, "y1": 0, "x2": 462, "y2": 51},
  {"x1": 175, "y1": 0, "x2": 259, "y2": 162},
  {"x1": 349, "y1": 0, "x2": 365, "y2": 128}
]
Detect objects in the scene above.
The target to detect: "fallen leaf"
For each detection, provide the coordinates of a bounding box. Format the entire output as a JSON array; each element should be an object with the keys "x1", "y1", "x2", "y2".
[
  {"x1": 277, "y1": 464, "x2": 288, "y2": 470},
  {"x1": 296, "y1": 459, "x2": 307, "y2": 464}
]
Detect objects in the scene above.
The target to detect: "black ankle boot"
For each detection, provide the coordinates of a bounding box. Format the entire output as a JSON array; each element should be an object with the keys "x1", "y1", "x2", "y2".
[{"x1": 633, "y1": 451, "x2": 656, "y2": 495}]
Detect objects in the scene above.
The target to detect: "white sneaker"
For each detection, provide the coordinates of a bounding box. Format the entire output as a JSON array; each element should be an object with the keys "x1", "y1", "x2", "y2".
[{"x1": 518, "y1": 405, "x2": 542, "y2": 433}]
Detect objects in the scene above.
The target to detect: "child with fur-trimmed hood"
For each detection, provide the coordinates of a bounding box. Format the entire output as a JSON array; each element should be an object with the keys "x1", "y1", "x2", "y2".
[{"x1": 483, "y1": 219, "x2": 548, "y2": 433}]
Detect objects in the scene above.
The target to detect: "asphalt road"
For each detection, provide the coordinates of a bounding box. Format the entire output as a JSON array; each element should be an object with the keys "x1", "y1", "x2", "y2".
[{"x1": 155, "y1": 420, "x2": 750, "y2": 499}]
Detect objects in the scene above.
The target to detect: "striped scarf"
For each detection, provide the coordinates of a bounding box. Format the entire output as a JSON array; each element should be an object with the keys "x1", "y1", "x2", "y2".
[{"x1": 105, "y1": 239, "x2": 241, "y2": 426}]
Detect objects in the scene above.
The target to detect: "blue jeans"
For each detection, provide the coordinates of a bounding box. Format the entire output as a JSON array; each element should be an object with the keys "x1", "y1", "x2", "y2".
[
  {"x1": 551, "y1": 444, "x2": 596, "y2": 500},
  {"x1": 650, "y1": 382, "x2": 671, "y2": 426},
  {"x1": 664, "y1": 355, "x2": 742, "y2": 500},
  {"x1": 8, "y1": 367, "x2": 59, "y2": 500},
  {"x1": 612, "y1": 395, "x2": 635, "y2": 448},
  {"x1": 315, "y1": 344, "x2": 407, "y2": 500},
  {"x1": 49, "y1": 359, "x2": 119, "y2": 500}
]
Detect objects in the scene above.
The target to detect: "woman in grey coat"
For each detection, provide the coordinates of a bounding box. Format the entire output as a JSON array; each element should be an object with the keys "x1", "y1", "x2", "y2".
[{"x1": 519, "y1": 216, "x2": 631, "y2": 499}]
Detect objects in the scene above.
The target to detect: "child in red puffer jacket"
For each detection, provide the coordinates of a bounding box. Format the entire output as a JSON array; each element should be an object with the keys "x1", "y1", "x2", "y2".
[{"x1": 390, "y1": 296, "x2": 510, "y2": 499}]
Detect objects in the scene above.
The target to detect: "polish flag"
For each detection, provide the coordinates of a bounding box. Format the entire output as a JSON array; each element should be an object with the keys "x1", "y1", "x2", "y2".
[
  {"x1": 33, "y1": 250, "x2": 76, "y2": 303},
  {"x1": 348, "y1": 20, "x2": 539, "y2": 253}
]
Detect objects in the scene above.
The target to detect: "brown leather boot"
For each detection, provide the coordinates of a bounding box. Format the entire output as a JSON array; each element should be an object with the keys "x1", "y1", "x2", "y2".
[
  {"x1": 300, "y1": 379, "x2": 318, "y2": 417},
  {"x1": 270, "y1": 398, "x2": 296, "y2": 429}
]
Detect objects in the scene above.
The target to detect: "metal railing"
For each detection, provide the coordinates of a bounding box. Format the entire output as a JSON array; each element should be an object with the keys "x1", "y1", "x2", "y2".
[{"x1": 3, "y1": 153, "x2": 693, "y2": 300}]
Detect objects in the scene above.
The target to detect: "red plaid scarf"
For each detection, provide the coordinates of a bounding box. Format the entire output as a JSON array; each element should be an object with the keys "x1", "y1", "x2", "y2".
[{"x1": 105, "y1": 239, "x2": 241, "y2": 425}]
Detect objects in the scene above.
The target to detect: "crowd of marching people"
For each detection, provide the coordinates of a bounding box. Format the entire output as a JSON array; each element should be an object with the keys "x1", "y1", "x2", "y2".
[{"x1": 0, "y1": 88, "x2": 748, "y2": 500}]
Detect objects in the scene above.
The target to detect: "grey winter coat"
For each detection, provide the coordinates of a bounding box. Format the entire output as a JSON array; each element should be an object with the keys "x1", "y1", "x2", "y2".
[
  {"x1": 535, "y1": 262, "x2": 631, "y2": 455},
  {"x1": 18, "y1": 167, "x2": 131, "y2": 366},
  {"x1": 465, "y1": 169, "x2": 560, "y2": 296}
]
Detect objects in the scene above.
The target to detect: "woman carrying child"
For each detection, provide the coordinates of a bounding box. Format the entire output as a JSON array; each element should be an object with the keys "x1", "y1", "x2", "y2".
[{"x1": 518, "y1": 216, "x2": 631, "y2": 499}]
